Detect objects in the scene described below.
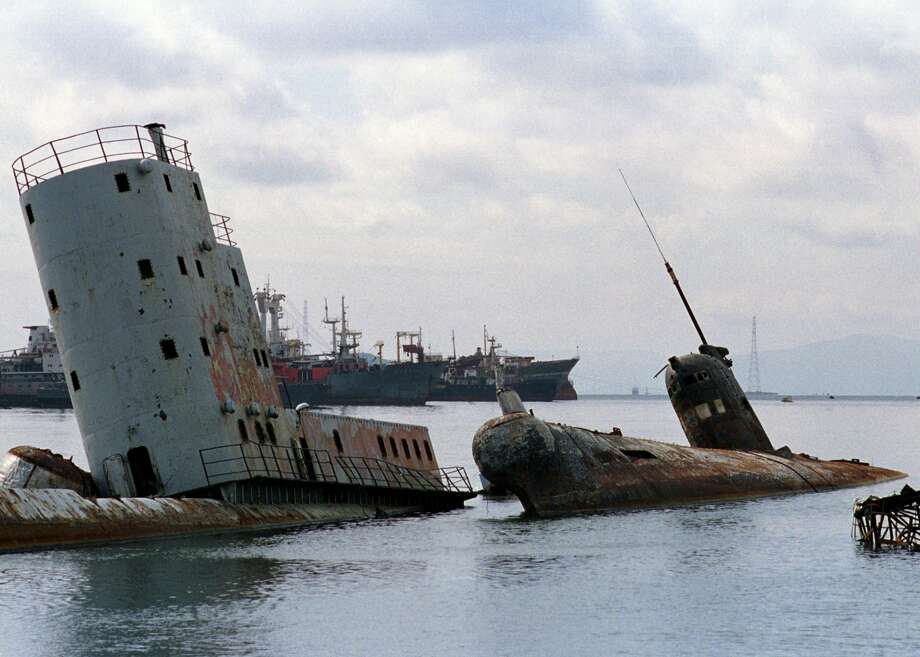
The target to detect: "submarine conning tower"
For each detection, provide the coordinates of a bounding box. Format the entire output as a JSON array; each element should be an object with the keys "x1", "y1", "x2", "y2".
[
  {"x1": 13, "y1": 123, "x2": 294, "y2": 497},
  {"x1": 665, "y1": 344, "x2": 775, "y2": 452}
]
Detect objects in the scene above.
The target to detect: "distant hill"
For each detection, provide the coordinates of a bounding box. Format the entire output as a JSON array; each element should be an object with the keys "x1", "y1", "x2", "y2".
[{"x1": 569, "y1": 335, "x2": 920, "y2": 396}]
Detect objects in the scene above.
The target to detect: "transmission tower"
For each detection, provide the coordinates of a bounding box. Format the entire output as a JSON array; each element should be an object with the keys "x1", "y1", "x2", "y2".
[{"x1": 747, "y1": 315, "x2": 761, "y2": 393}]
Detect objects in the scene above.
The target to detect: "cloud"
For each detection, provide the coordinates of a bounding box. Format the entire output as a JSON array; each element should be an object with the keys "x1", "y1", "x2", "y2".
[
  {"x1": 217, "y1": 141, "x2": 341, "y2": 187},
  {"x1": 201, "y1": 1, "x2": 596, "y2": 55},
  {"x1": 1, "y1": 0, "x2": 920, "y2": 361}
]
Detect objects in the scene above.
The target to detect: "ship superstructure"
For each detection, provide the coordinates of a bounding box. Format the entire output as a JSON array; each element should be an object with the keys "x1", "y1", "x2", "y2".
[{"x1": 0, "y1": 123, "x2": 473, "y2": 550}]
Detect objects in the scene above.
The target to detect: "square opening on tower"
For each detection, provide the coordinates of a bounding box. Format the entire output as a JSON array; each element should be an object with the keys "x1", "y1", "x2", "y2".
[{"x1": 160, "y1": 339, "x2": 179, "y2": 360}]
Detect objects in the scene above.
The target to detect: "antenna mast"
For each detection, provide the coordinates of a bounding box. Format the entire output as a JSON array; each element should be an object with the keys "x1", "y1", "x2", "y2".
[
  {"x1": 619, "y1": 169, "x2": 709, "y2": 346},
  {"x1": 747, "y1": 315, "x2": 761, "y2": 393},
  {"x1": 322, "y1": 297, "x2": 339, "y2": 355}
]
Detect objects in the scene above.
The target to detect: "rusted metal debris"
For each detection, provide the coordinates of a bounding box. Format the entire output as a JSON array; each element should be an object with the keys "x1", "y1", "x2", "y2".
[
  {"x1": 853, "y1": 485, "x2": 920, "y2": 550},
  {"x1": 0, "y1": 446, "x2": 95, "y2": 496}
]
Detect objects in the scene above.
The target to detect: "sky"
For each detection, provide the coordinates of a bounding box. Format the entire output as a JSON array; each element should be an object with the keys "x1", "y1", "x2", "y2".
[{"x1": 1, "y1": 1, "x2": 919, "y2": 369}]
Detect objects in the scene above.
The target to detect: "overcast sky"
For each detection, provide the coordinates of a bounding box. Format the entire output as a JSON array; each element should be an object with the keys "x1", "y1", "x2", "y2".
[{"x1": 1, "y1": 1, "x2": 919, "y2": 364}]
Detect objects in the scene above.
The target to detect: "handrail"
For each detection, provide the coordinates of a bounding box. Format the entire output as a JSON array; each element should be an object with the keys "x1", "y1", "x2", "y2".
[
  {"x1": 199, "y1": 443, "x2": 336, "y2": 486},
  {"x1": 198, "y1": 442, "x2": 473, "y2": 494},
  {"x1": 335, "y1": 455, "x2": 473, "y2": 493},
  {"x1": 209, "y1": 213, "x2": 237, "y2": 246},
  {"x1": 12, "y1": 124, "x2": 193, "y2": 195}
]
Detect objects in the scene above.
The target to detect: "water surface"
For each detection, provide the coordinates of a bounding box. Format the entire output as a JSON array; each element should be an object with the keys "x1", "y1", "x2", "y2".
[{"x1": 0, "y1": 399, "x2": 917, "y2": 656}]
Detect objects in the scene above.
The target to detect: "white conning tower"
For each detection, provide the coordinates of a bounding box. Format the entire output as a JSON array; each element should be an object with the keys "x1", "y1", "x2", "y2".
[{"x1": 13, "y1": 123, "x2": 294, "y2": 497}]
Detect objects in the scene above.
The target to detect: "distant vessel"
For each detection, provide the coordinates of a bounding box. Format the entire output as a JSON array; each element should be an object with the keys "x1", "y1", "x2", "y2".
[
  {"x1": 0, "y1": 122, "x2": 473, "y2": 552},
  {"x1": 431, "y1": 328, "x2": 578, "y2": 402},
  {"x1": 262, "y1": 292, "x2": 447, "y2": 406},
  {"x1": 0, "y1": 325, "x2": 70, "y2": 408}
]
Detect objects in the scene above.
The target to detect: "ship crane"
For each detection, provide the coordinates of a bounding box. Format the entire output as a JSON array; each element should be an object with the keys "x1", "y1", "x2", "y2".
[{"x1": 396, "y1": 329, "x2": 424, "y2": 363}]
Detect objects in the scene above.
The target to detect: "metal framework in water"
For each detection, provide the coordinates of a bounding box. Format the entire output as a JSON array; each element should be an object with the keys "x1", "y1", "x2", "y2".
[{"x1": 853, "y1": 485, "x2": 920, "y2": 550}]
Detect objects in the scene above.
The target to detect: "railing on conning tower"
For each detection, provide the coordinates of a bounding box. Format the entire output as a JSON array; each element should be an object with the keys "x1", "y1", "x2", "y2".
[
  {"x1": 209, "y1": 213, "x2": 237, "y2": 246},
  {"x1": 12, "y1": 124, "x2": 193, "y2": 195}
]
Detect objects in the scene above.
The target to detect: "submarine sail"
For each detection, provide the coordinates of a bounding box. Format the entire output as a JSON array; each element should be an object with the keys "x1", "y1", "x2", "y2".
[{"x1": 620, "y1": 170, "x2": 773, "y2": 452}]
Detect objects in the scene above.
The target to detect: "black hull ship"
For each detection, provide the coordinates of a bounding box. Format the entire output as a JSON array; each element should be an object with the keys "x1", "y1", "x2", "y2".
[
  {"x1": 431, "y1": 330, "x2": 578, "y2": 402},
  {"x1": 264, "y1": 293, "x2": 447, "y2": 406},
  {"x1": 279, "y1": 360, "x2": 447, "y2": 406}
]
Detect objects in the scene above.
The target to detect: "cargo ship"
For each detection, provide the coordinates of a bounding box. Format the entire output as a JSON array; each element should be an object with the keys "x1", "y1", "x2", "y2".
[
  {"x1": 0, "y1": 325, "x2": 70, "y2": 408},
  {"x1": 431, "y1": 328, "x2": 578, "y2": 402},
  {"x1": 260, "y1": 290, "x2": 447, "y2": 406},
  {"x1": 0, "y1": 121, "x2": 474, "y2": 552}
]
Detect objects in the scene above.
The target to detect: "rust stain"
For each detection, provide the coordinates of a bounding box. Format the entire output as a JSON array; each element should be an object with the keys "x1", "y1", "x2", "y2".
[
  {"x1": 200, "y1": 303, "x2": 241, "y2": 403},
  {"x1": 0, "y1": 488, "x2": 378, "y2": 552},
  {"x1": 300, "y1": 412, "x2": 440, "y2": 471}
]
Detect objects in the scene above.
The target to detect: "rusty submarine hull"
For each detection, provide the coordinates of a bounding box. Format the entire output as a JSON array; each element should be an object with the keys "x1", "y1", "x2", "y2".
[{"x1": 473, "y1": 389, "x2": 906, "y2": 517}]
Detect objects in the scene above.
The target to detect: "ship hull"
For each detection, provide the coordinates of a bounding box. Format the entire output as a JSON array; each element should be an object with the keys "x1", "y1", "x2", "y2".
[
  {"x1": 0, "y1": 485, "x2": 474, "y2": 553},
  {"x1": 281, "y1": 361, "x2": 447, "y2": 406},
  {"x1": 0, "y1": 373, "x2": 71, "y2": 409},
  {"x1": 473, "y1": 411, "x2": 906, "y2": 517},
  {"x1": 433, "y1": 357, "x2": 578, "y2": 402}
]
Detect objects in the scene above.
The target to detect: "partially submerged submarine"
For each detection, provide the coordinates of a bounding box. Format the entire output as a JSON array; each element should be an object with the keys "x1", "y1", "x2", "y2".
[
  {"x1": 472, "y1": 175, "x2": 906, "y2": 517},
  {"x1": 474, "y1": 362, "x2": 904, "y2": 516}
]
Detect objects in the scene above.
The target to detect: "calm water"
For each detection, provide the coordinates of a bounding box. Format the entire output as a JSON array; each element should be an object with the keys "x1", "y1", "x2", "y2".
[{"x1": 0, "y1": 399, "x2": 918, "y2": 657}]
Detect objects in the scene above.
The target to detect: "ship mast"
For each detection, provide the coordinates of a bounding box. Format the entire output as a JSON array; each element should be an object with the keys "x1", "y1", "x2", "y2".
[
  {"x1": 322, "y1": 297, "x2": 339, "y2": 356},
  {"x1": 619, "y1": 169, "x2": 709, "y2": 347}
]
